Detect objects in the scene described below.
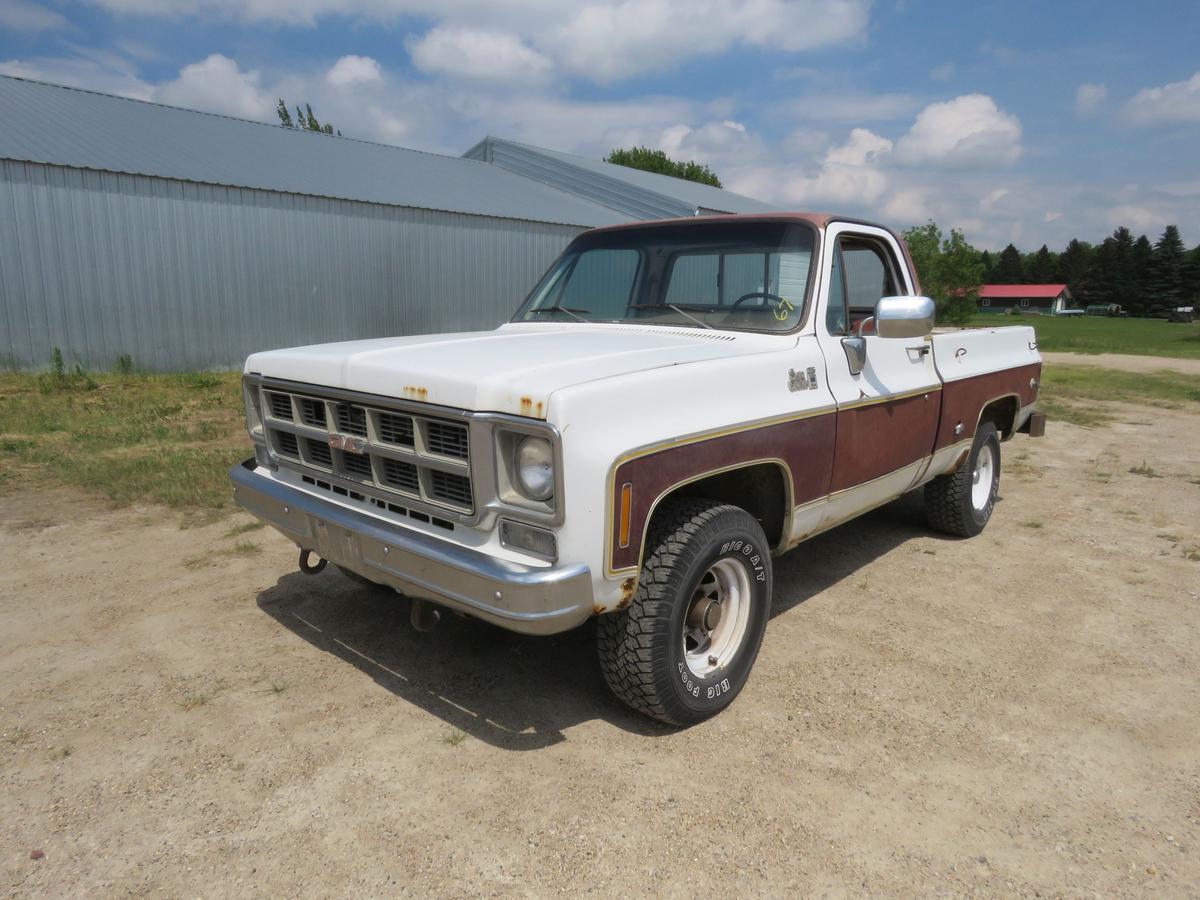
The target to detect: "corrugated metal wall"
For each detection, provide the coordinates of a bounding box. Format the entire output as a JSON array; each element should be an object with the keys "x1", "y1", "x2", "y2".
[{"x1": 0, "y1": 160, "x2": 583, "y2": 371}]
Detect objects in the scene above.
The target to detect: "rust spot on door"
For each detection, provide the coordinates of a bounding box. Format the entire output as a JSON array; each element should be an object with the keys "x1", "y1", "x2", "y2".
[{"x1": 592, "y1": 604, "x2": 606, "y2": 616}]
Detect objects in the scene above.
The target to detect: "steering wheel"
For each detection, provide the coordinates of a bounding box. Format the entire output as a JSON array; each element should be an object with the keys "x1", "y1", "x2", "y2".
[{"x1": 732, "y1": 291, "x2": 787, "y2": 309}]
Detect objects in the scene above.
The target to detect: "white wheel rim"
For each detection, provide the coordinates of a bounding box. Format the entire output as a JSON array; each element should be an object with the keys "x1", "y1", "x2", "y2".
[
  {"x1": 683, "y1": 558, "x2": 752, "y2": 678},
  {"x1": 971, "y1": 443, "x2": 994, "y2": 511}
]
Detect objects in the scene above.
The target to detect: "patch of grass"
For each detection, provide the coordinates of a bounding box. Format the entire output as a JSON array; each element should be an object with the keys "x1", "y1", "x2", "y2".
[
  {"x1": 440, "y1": 730, "x2": 467, "y2": 747},
  {"x1": 179, "y1": 693, "x2": 211, "y2": 711},
  {"x1": 1130, "y1": 462, "x2": 1162, "y2": 478},
  {"x1": 255, "y1": 681, "x2": 288, "y2": 695},
  {"x1": 1035, "y1": 364, "x2": 1200, "y2": 428},
  {"x1": 0, "y1": 370, "x2": 249, "y2": 512},
  {"x1": 231, "y1": 540, "x2": 262, "y2": 556},
  {"x1": 224, "y1": 520, "x2": 265, "y2": 537},
  {"x1": 1020, "y1": 520, "x2": 1045, "y2": 529},
  {"x1": 967, "y1": 315, "x2": 1200, "y2": 359},
  {"x1": 1185, "y1": 547, "x2": 1200, "y2": 562},
  {"x1": 50, "y1": 745, "x2": 73, "y2": 761},
  {"x1": 1191, "y1": 478, "x2": 1200, "y2": 487}
]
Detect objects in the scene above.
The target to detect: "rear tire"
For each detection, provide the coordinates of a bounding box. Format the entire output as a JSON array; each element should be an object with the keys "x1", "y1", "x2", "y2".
[
  {"x1": 925, "y1": 421, "x2": 1001, "y2": 537},
  {"x1": 597, "y1": 498, "x2": 772, "y2": 726}
]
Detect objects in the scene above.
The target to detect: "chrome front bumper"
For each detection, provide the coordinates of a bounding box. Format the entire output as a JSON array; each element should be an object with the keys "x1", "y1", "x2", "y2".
[{"x1": 229, "y1": 460, "x2": 594, "y2": 635}]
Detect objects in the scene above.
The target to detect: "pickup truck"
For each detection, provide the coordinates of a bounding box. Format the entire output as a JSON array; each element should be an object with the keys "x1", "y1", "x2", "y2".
[{"x1": 231, "y1": 213, "x2": 1044, "y2": 725}]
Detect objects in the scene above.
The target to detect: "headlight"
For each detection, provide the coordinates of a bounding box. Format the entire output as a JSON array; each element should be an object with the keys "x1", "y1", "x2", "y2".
[{"x1": 514, "y1": 436, "x2": 554, "y2": 501}]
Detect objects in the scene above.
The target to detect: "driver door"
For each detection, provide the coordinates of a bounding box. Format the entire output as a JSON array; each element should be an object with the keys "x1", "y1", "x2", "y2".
[{"x1": 814, "y1": 222, "x2": 941, "y2": 527}]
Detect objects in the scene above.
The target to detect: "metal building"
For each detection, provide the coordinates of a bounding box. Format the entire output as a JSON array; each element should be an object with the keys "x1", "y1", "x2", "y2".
[{"x1": 0, "y1": 75, "x2": 773, "y2": 372}]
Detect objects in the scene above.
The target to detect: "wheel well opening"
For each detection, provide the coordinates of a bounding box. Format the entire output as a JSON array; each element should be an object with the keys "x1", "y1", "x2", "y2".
[
  {"x1": 981, "y1": 396, "x2": 1019, "y2": 439},
  {"x1": 658, "y1": 463, "x2": 789, "y2": 550}
]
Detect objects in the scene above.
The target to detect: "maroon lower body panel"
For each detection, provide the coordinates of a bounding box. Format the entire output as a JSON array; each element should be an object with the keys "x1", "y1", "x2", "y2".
[
  {"x1": 934, "y1": 363, "x2": 1041, "y2": 451},
  {"x1": 829, "y1": 391, "x2": 940, "y2": 493},
  {"x1": 609, "y1": 412, "x2": 836, "y2": 572}
]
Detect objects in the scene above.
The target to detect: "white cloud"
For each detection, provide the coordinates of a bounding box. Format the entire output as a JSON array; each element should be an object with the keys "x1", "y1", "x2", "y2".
[
  {"x1": 0, "y1": 0, "x2": 67, "y2": 31},
  {"x1": 326, "y1": 54, "x2": 381, "y2": 86},
  {"x1": 894, "y1": 94, "x2": 1022, "y2": 167},
  {"x1": 155, "y1": 54, "x2": 272, "y2": 120},
  {"x1": 76, "y1": 0, "x2": 871, "y2": 83},
  {"x1": 883, "y1": 188, "x2": 928, "y2": 223},
  {"x1": 548, "y1": 0, "x2": 870, "y2": 81},
  {"x1": 929, "y1": 63, "x2": 954, "y2": 82},
  {"x1": 1123, "y1": 71, "x2": 1200, "y2": 124},
  {"x1": 407, "y1": 26, "x2": 552, "y2": 81},
  {"x1": 1075, "y1": 83, "x2": 1107, "y2": 116},
  {"x1": 788, "y1": 91, "x2": 919, "y2": 123},
  {"x1": 780, "y1": 128, "x2": 892, "y2": 206}
]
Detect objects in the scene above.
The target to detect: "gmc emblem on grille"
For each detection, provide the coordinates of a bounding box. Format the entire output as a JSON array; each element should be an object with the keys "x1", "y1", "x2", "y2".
[{"x1": 328, "y1": 434, "x2": 366, "y2": 453}]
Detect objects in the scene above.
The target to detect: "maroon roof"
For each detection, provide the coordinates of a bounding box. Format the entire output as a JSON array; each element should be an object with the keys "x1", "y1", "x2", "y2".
[{"x1": 979, "y1": 284, "x2": 1068, "y2": 299}]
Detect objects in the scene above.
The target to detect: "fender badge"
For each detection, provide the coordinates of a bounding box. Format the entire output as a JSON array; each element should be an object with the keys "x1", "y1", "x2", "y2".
[
  {"x1": 788, "y1": 367, "x2": 819, "y2": 392},
  {"x1": 328, "y1": 434, "x2": 366, "y2": 453}
]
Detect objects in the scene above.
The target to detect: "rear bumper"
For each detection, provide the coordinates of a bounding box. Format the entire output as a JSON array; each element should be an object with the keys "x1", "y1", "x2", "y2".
[{"x1": 229, "y1": 459, "x2": 594, "y2": 635}]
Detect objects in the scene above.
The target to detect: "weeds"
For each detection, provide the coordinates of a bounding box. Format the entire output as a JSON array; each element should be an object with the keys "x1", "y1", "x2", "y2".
[
  {"x1": 1185, "y1": 547, "x2": 1200, "y2": 562},
  {"x1": 440, "y1": 730, "x2": 468, "y2": 747},
  {"x1": 231, "y1": 541, "x2": 262, "y2": 556},
  {"x1": 224, "y1": 520, "x2": 265, "y2": 538},
  {"x1": 179, "y1": 693, "x2": 211, "y2": 711},
  {"x1": 50, "y1": 746, "x2": 73, "y2": 761},
  {"x1": 1130, "y1": 462, "x2": 1162, "y2": 478},
  {"x1": 1020, "y1": 520, "x2": 1045, "y2": 529},
  {"x1": 0, "y1": 369, "x2": 248, "y2": 511}
]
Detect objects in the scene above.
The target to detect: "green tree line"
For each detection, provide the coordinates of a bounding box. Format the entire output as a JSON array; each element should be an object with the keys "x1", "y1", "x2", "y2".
[{"x1": 906, "y1": 221, "x2": 1200, "y2": 323}]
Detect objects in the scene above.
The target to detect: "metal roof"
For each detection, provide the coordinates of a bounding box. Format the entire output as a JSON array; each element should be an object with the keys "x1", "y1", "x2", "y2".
[
  {"x1": 979, "y1": 284, "x2": 1069, "y2": 298},
  {"x1": 0, "y1": 75, "x2": 631, "y2": 228},
  {"x1": 463, "y1": 136, "x2": 776, "y2": 221}
]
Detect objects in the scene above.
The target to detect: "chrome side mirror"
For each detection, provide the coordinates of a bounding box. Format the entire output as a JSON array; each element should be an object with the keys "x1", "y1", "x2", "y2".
[{"x1": 875, "y1": 295, "x2": 935, "y2": 339}]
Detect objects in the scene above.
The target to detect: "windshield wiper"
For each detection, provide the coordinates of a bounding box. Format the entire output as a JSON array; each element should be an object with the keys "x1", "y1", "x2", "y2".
[
  {"x1": 627, "y1": 303, "x2": 714, "y2": 330},
  {"x1": 529, "y1": 306, "x2": 592, "y2": 323}
]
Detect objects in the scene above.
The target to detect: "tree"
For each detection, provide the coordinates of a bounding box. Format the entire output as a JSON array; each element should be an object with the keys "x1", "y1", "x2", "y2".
[
  {"x1": 902, "y1": 220, "x2": 983, "y2": 325},
  {"x1": 1056, "y1": 239, "x2": 1094, "y2": 306},
  {"x1": 1184, "y1": 245, "x2": 1200, "y2": 304},
  {"x1": 1027, "y1": 244, "x2": 1058, "y2": 282},
  {"x1": 277, "y1": 98, "x2": 340, "y2": 136},
  {"x1": 1150, "y1": 225, "x2": 1186, "y2": 309},
  {"x1": 604, "y1": 146, "x2": 722, "y2": 187},
  {"x1": 992, "y1": 243, "x2": 1025, "y2": 283},
  {"x1": 1130, "y1": 234, "x2": 1154, "y2": 315},
  {"x1": 980, "y1": 249, "x2": 994, "y2": 283}
]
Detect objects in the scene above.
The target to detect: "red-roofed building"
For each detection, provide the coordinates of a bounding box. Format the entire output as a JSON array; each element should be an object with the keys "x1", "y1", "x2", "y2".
[{"x1": 977, "y1": 284, "x2": 1071, "y2": 315}]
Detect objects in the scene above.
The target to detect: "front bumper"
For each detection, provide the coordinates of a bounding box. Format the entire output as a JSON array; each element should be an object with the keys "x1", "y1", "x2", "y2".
[{"x1": 229, "y1": 459, "x2": 594, "y2": 635}]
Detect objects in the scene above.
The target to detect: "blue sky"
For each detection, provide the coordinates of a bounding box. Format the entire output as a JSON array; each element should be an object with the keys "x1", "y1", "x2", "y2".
[{"x1": 2, "y1": 0, "x2": 1198, "y2": 250}]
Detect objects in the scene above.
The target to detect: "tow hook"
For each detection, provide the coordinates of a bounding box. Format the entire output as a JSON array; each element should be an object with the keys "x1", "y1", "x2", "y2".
[
  {"x1": 410, "y1": 598, "x2": 442, "y2": 632},
  {"x1": 298, "y1": 548, "x2": 327, "y2": 575}
]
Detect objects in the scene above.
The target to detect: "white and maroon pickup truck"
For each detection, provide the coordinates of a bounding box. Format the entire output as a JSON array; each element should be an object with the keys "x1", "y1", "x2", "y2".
[{"x1": 231, "y1": 213, "x2": 1045, "y2": 725}]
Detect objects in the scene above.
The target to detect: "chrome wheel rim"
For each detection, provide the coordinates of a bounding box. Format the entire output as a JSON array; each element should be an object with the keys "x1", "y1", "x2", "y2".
[
  {"x1": 971, "y1": 443, "x2": 995, "y2": 511},
  {"x1": 683, "y1": 558, "x2": 751, "y2": 677}
]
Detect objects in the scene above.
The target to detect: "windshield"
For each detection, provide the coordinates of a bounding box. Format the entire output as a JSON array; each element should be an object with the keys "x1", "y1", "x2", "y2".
[{"x1": 513, "y1": 221, "x2": 816, "y2": 333}]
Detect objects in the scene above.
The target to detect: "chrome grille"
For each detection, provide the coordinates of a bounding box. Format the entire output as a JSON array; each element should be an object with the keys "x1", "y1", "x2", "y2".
[
  {"x1": 425, "y1": 420, "x2": 470, "y2": 460},
  {"x1": 266, "y1": 391, "x2": 293, "y2": 421},
  {"x1": 376, "y1": 411, "x2": 414, "y2": 447},
  {"x1": 260, "y1": 384, "x2": 474, "y2": 515}
]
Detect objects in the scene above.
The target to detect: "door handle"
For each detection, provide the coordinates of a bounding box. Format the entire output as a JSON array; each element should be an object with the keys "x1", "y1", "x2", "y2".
[{"x1": 906, "y1": 345, "x2": 930, "y2": 357}]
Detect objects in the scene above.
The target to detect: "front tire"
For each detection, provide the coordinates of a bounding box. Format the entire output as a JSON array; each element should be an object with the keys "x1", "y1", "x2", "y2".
[
  {"x1": 925, "y1": 421, "x2": 1001, "y2": 537},
  {"x1": 597, "y1": 498, "x2": 772, "y2": 726}
]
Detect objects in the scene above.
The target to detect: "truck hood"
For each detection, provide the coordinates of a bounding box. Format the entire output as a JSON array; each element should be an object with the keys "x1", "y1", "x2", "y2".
[{"x1": 244, "y1": 323, "x2": 776, "y2": 418}]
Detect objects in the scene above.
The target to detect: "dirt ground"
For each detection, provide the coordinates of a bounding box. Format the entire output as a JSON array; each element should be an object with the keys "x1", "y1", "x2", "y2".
[{"x1": 3, "y1": 396, "x2": 1199, "y2": 897}]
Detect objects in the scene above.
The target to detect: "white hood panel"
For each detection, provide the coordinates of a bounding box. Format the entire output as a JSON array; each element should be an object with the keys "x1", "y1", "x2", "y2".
[{"x1": 244, "y1": 323, "x2": 778, "y2": 418}]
